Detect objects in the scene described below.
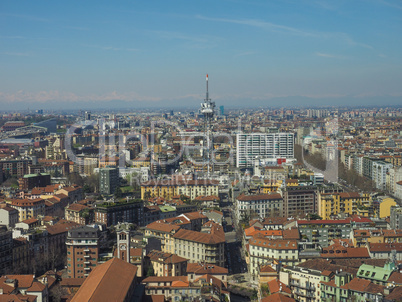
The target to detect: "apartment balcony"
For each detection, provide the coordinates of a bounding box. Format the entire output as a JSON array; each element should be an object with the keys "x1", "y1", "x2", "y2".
[
  {"x1": 294, "y1": 290, "x2": 316, "y2": 298},
  {"x1": 84, "y1": 267, "x2": 91, "y2": 271},
  {"x1": 84, "y1": 254, "x2": 91, "y2": 258},
  {"x1": 84, "y1": 261, "x2": 90, "y2": 264},
  {"x1": 84, "y1": 248, "x2": 90, "y2": 252},
  {"x1": 290, "y1": 281, "x2": 316, "y2": 292}
]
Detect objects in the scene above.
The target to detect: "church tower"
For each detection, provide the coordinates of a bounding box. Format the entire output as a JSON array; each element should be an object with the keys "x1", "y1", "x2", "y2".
[{"x1": 116, "y1": 223, "x2": 132, "y2": 263}]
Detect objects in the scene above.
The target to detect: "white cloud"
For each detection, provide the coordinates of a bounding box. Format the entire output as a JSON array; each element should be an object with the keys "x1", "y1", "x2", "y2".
[
  {"x1": 197, "y1": 15, "x2": 373, "y2": 50},
  {"x1": 233, "y1": 51, "x2": 257, "y2": 58},
  {"x1": 196, "y1": 15, "x2": 319, "y2": 37},
  {"x1": 315, "y1": 52, "x2": 347, "y2": 59},
  {"x1": 83, "y1": 44, "x2": 139, "y2": 52}
]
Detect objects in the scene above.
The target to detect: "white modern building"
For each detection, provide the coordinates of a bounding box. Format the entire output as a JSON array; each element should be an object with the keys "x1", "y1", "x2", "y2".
[
  {"x1": 372, "y1": 161, "x2": 392, "y2": 191},
  {"x1": 236, "y1": 133, "x2": 294, "y2": 168}
]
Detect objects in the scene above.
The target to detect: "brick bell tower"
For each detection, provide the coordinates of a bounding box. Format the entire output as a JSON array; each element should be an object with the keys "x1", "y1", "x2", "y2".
[{"x1": 116, "y1": 223, "x2": 132, "y2": 263}]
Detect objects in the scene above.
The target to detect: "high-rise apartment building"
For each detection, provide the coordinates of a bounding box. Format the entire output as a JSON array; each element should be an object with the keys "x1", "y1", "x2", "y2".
[
  {"x1": 236, "y1": 133, "x2": 294, "y2": 168},
  {"x1": 0, "y1": 225, "x2": 12, "y2": 275},
  {"x1": 66, "y1": 226, "x2": 100, "y2": 278},
  {"x1": 99, "y1": 167, "x2": 119, "y2": 195}
]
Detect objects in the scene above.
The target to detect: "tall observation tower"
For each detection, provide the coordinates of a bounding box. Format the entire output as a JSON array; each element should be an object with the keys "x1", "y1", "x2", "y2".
[{"x1": 200, "y1": 74, "x2": 216, "y2": 176}]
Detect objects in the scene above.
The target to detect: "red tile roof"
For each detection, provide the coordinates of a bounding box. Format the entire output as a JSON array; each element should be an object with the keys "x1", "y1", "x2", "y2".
[
  {"x1": 173, "y1": 227, "x2": 225, "y2": 245},
  {"x1": 194, "y1": 195, "x2": 220, "y2": 201},
  {"x1": 237, "y1": 193, "x2": 282, "y2": 201},
  {"x1": 261, "y1": 293, "x2": 296, "y2": 302},
  {"x1": 341, "y1": 278, "x2": 385, "y2": 294},
  {"x1": 66, "y1": 203, "x2": 88, "y2": 212},
  {"x1": 21, "y1": 218, "x2": 38, "y2": 225},
  {"x1": 267, "y1": 279, "x2": 291, "y2": 295},
  {"x1": 147, "y1": 250, "x2": 187, "y2": 264},
  {"x1": 369, "y1": 242, "x2": 402, "y2": 252},
  {"x1": 259, "y1": 265, "x2": 277, "y2": 273},
  {"x1": 146, "y1": 221, "x2": 181, "y2": 233},
  {"x1": 46, "y1": 221, "x2": 80, "y2": 235},
  {"x1": 71, "y1": 258, "x2": 138, "y2": 302},
  {"x1": 26, "y1": 281, "x2": 46, "y2": 292},
  {"x1": 142, "y1": 276, "x2": 188, "y2": 283},
  {"x1": 388, "y1": 272, "x2": 402, "y2": 285},
  {"x1": 250, "y1": 238, "x2": 298, "y2": 250},
  {"x1": 297, "y1": 219, "x2": 351, "y2": 225},
  {"x1": 186, "y1": 263, "x2": 228, "y2": 275},
  {"x1": 0, "y1": 275, "x2": 34, "y2": 288},
  {"x1": 282, "y1": 228, "x2": 300, "y2": 240}
]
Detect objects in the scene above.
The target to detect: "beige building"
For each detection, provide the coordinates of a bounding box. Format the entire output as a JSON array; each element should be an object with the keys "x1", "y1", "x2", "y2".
[
  {"x1": 187, "y1": 262, "x2": 228, "y2": 283},
  {"x1": 146, "y1": 250, "x2": 188, "y2": 277},
  {"x1": 141, "y1": 276, "x2": 201, "y2": 301},
  {"x1": 145, "y1": 221, "x2": 181, "y2": 254},
  {"x1": 10, "y1": 198, "x2": 45, "y2": 221},
  {"x1": 65, "y1": 203, "x2": 90, "y2": 225},
  {"x1": 173, "y1": 221, "x2": 225, "y2": 267},
  {"x1": 249, "y1": 237, "x2": 298, "y2": 277},
  {"x1": 281, "y1": 265, "x2": 322, "y2": 302}
]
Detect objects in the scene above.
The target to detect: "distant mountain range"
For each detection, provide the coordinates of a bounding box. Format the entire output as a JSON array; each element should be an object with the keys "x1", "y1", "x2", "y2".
[{"x1": 1, "y1": 95, "x2": 401, "y2": 111}]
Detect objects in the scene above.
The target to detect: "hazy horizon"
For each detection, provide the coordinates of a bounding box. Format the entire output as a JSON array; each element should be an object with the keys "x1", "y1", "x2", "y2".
[{"x1": 1, "y1": 1, "x2": 401, "y2": 110}]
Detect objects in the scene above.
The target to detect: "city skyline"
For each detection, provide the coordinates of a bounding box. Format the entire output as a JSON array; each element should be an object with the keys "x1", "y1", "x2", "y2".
[{"x1": 1, "y1": 0, "x2": 402, "y2": 110}]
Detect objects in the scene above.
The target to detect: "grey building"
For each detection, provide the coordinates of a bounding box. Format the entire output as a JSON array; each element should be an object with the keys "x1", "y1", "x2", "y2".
[
  {"x1": 282, "y1": 185, "x2": 318, "y2": 218},
  {"x1": 94, "y1": 199, "x2": 144, "y2": 227},
  {"x1": 298, "y1": 219, "x2": 353, "y2": 248},
  {"x1": 362, "y1": 157, "x2": 381, "y2": 180},
  {"x1": 99, "y1": 167, "x2": 120, "y2": 195},
  {"x1": 0, "y1": 225, "x2": 12, "y2": 275},
  {"x1": 390, "y1": 206, "x2": 402, "y2": 229}
]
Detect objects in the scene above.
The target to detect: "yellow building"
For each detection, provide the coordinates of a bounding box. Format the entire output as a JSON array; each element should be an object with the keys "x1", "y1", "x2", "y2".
[
  {"x1": 10, "y1": 198, "x2": 45, "y2": 221},
  {"x1": 318, "y1": 192, "x2": 373, "y2": 220},
  {"x1": 261, "y1": 180, "x2": 282, "y2": 193},
  {"x1": 149, "y1": 144, "x2": 162, "y2": 154},
  {"x1": 352, "y1": 229, "x2": 384, "y2": 247},
  {"x1": 98, "y1": 156, "x2": 119, "y2": 168},
  {"x1": 132, "y1": 157, "x2": 151, "y2": 168},
  {"x1": 379, "y1": 197, "x2": 397, "y2": 218},
  {"x1": 319, "y1": 193, "x2": 341, "y2": 220},
  {"x1": 141, "y1": 179, "x2": 219, "y2": 200}
]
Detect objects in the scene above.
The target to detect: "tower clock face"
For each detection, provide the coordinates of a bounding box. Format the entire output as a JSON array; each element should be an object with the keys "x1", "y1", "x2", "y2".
[{"x1": 120, "y1": 244, "x2": 126, "y2": 250}]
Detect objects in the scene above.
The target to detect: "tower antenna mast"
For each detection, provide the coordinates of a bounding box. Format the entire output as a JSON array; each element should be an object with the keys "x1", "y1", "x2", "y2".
[{"x1": 199, "y1": 74, "x2": 216, "y2": 177}]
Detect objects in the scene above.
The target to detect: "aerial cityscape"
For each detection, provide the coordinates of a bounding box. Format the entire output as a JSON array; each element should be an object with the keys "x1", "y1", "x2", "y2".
[{"x1": 1, "y1": 1, "x2": 402, "y2": 302}]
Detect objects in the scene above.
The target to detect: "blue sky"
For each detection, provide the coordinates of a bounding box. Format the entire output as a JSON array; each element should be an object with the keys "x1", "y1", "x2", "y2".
[{"x1": 1, "y1": 0, "x2": 401, "y2": 109}]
